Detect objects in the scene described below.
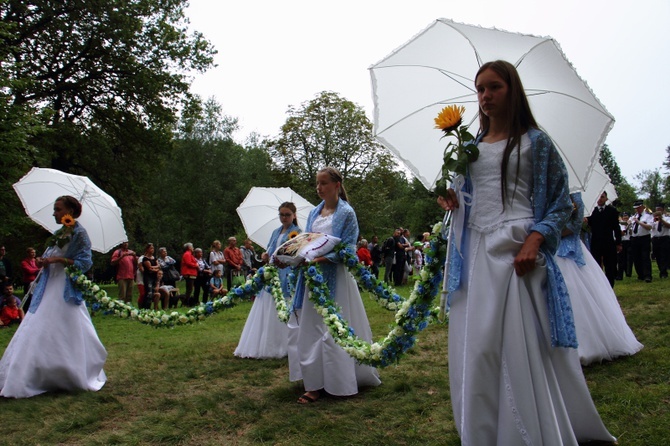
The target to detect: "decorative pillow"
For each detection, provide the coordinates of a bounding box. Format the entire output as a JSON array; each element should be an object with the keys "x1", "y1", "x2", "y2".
[{"x1": 272, "y1": 232, "x2": 341, "y2": 266}]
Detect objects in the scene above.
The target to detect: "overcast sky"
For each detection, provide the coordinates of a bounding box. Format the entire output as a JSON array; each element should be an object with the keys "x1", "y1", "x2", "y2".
[{"x1": 184, "y1": 0, "x2": 669, "y2": 184}]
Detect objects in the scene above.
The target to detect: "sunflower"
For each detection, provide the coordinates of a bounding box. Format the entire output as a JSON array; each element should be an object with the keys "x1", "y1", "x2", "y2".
[
  {"x1": 61, "y1": 214, "x2": 76, "y2": 227},
  {"x1": 288, "y1": 231, "x2": 299, "y2": 239},
  {"x1": 434, "y1": 105, "x2": 465, "y2": 134}
]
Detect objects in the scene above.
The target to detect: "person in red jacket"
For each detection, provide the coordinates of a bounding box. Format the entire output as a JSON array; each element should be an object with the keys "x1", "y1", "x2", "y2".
[
  {"x1": 0, "y1": 293, "x2": 24, "y2": 327},
  {"x1": 180, "y1": 243, "x2": 198, "y2": 306},
  {"x1": 357, "y1": 239, "x2": 373, "y2": 267},
  {"x1": 20, "y1": 247, "x2": 40, "y2": 309}
]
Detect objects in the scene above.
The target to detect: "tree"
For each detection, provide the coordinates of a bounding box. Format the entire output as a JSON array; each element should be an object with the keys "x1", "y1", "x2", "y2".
[
  {"x1": 635, "y1": 169, "x2": 664, "y2": 208},
  {"x1": 140, "y1": 97, "x2": 274, "y2": 252},
  {"x1": 0, "y1": 0, "x2": 217, "y2": 270},
  {"x1": 265, "y1": 91, "x2": 419, "y2": 237},
  {"x1": 266, "y1": 91, "x2": 394, "y2": 184},
  {"x1": 599, "y1": 144, "x2": 637, "y2": 211},
  {"x1": 2, "y1": 0, "x2": 215, "y2": 128},
  {"x1": 599, "y1": 144, "x2": 626, "y2": 186},
  {"x1": 664, "y1": 145, "x2": 670, "y2": 171}
]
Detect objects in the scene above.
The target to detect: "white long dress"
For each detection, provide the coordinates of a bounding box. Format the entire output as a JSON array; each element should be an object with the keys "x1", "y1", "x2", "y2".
[
  {"x1": 234, "y1": 286, "x2": 289, "y2": 359},
  {"x1": 287, "y1": 214, "x2": 381, "y2": 395},
  {"x1": 557, "y1": 241, "x2": 643, "y2": 365},
  {"x1": 448, "y1": 136, "x2": 615, "y2": 445},
  {"x1": 0, "y1": 245, "x2": 107, "y2": 398}
]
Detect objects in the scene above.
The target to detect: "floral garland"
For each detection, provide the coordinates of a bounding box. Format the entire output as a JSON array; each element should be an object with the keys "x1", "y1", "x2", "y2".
[
  {"x1": 335, "y1": 245, "x2": 405, "y2": 311},
  {"x1": 66, "y1": 264, "x2": 288, "y2": 327},
  {"x1": 301, "y1": 223, "x2": 448, "y2": 367},
  {"x1": 66, "y1": 224, "x2": 449, "y2": 368}
]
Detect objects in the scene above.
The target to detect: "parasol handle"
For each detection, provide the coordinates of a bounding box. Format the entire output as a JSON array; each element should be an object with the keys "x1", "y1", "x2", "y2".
[{"x1": 438, "y1": 210, "x2": 452, "y2": 322}]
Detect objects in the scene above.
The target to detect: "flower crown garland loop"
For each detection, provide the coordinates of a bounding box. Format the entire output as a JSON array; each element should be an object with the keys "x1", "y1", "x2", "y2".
[{"x1": 67, "y1": 224, "x2": 448, "y2": 368}]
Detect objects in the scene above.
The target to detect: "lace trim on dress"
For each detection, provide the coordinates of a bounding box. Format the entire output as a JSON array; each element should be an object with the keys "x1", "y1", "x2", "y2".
[{"x1": 502, "y1": 354, "x2": 533, "y2": 446}]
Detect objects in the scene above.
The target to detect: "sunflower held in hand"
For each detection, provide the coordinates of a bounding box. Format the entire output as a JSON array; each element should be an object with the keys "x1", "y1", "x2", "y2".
[{"x1": 433, "y1": 105, "x2": 478, "y2": 198}]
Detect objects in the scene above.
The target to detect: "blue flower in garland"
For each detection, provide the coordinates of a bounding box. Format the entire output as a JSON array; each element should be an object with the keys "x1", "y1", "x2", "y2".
[
  {"x1": 307, "y1": 266, "x2": 317, "y2": 277},
  {"x1": 205, "y1": 302, "x2": 214, "y2": 314},
  {"x1": 375, "y1": 284, "x2": 384, "y2": 294},
  {"x1": 418, "y1": 320, "x2": 429, "y2": 331},
  {"x1": 406, "y1": 307, "x2": 418, "y2": 320},
  {"x1": 346, "y1": 257, "x2": 357, "y2": 267},
  {"x1": 234, "y1": 287, "x2": 244, "y2": 296},
  {"x1": 92, "y1": 303, "x2": 101, "y2": 312},
  {"x1": 314, "y1": 274, "x2": 324, "y2": 284},
  {"x1": 257, "y1": 267, "x2": 265, "y2": 275}
]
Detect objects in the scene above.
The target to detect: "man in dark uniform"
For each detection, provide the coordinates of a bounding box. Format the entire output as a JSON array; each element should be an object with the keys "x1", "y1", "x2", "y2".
[
  {"x1": 586, "y1": 191, "x2": 622, "y2": 287},
  {"x1": 630, "y1": 199, "x2": 654, "y2": 282},
  {"x1": 651, "y1": 203, "x2": 670, "y2": 279},
  {"x1": 616, "y1": 213, "x2": 632, "y2": 279}
]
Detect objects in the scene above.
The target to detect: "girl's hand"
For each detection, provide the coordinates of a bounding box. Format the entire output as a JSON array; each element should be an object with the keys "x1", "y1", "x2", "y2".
[
  {"x1": 514, "y1": 232, "x2": 544, "y2": 276},
  {"x1": 273, "y1": 259, "x2": 289, "y2": 268},
  {"x1": 437, "y1": 189, "x2": 458, "y2": 211}
]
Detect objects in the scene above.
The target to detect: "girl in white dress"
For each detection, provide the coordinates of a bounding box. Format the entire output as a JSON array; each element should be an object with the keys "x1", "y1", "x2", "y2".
[
  {"x1": 557, "y1": 192, "x2": 643, "y2": 365},
  {"x1": 234, "y1": 202, "x2": 299, "y2": 359},
  {"x1": 288, "y1": 167, "x2": 381, "y2": 404},
  {"x1": 0, "y1": 195, "x2": 107, "y2": 398},
  {"x1": 439, "y1": 61, "x2": 615, "y2": 445}
]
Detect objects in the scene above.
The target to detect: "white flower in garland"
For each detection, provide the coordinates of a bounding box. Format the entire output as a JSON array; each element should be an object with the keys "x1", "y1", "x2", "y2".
[{"x1": 63, "y1": 225, "x2": 448, "y2": 368}]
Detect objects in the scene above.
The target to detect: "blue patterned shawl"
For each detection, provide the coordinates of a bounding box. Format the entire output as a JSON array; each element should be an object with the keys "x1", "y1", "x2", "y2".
[{"x1": 29, "y1": 222, "x2": 93, "y2": 313}]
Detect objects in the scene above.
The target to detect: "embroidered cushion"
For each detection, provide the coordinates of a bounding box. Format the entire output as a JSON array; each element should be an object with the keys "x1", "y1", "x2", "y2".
[{"x1": 272, "y1": 232, "x2": 341, "y2": 266}]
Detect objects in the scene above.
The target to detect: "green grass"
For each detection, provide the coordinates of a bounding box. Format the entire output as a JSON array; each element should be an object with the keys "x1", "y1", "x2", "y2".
[{"x1": 0, "y1": 267, "x2": 668, "y2": 445}]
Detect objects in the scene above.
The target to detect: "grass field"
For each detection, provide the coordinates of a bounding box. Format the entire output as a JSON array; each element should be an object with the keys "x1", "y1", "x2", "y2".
[{"x1": 0, "y1": 267, "x2": 668, "y2": 445}]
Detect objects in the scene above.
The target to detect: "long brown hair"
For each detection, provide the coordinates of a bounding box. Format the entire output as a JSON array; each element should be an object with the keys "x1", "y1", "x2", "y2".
[
  {"x1": 318, "y1": 167, "x2": 349, "y2": 202},
  {"x1": 475, "y1": 60, "x2": 538, "y2": 204}
]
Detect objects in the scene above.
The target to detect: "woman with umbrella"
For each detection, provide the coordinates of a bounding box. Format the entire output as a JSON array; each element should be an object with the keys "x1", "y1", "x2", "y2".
[
  {"x1": 438, "y1": 61, "x2": 615, "y2": 444},
  {"x1": 0, "y1": 195, "x2": 107, "y2": 398},
  {"x1": 288, "y1": 167, "x2": 381, "y2": 404},
  {"x1": 234, "y1": 202, "x2": 299, "y2": 359}
]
